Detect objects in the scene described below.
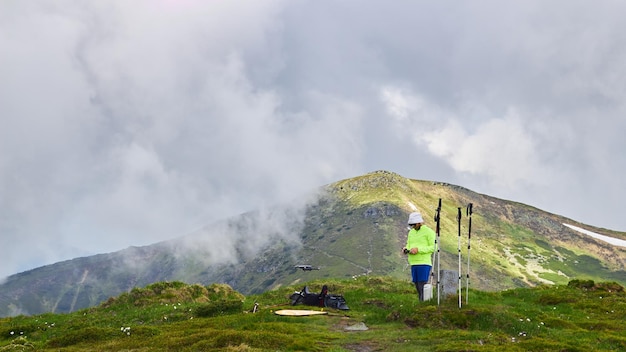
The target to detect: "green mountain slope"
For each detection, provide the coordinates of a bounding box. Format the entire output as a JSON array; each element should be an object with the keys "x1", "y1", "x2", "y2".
[{"x1": 1, "y1": 170, "x2": 625, "y2": 317}]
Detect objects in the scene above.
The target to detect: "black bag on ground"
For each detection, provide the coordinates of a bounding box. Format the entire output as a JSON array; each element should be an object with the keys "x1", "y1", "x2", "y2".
[
  {"x1": 324, "y1": 294, "x2": 349, "y2": 310},
  {"x1": 289, "y1": 285, "x2": 349, "y2": 310}
]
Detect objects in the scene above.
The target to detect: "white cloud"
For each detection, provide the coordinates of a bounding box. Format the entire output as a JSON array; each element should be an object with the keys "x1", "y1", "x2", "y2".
[
  {"x1": 382, "y1": 87, "x2": 553, "y2": 189},
  {"x1": 0, "y1": 0, "x2": 364, "y2": 278}
]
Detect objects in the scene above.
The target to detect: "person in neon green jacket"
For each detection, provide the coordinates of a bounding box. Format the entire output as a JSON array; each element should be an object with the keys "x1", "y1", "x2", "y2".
[{"x1": 403, "y1": 212, "x2": 436, "y2": 301}]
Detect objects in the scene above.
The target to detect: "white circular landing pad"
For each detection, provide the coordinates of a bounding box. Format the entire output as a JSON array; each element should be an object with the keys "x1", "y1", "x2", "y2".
[{"x1": 274, "y1": 309, "x2": 328, "y2": 316}]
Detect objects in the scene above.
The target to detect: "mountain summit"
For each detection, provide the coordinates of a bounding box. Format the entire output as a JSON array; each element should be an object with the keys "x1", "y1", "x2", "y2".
[{"x1": 1, "y1": 170, "x2": 625, "y2": 317}]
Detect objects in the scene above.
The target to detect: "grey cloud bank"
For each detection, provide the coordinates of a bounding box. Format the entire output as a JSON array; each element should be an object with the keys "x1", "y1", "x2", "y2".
[{"x1": 1, "y1": 0, "x2": 625, "y2": 279}]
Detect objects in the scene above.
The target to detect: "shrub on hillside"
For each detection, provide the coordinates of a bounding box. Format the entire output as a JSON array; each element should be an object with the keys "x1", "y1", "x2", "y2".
[
  {"x1": 568, "y1": 279, "x2": 595, "y2": 290},
  {"x1": 568, "y1": 279, "x2": 624, "y2": 292},
  {"x1": 100, "y1": 282, "x2": 245, "y2": 308}
]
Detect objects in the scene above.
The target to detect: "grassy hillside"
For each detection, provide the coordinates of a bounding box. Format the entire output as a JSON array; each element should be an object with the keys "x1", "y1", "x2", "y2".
[
  {"x1": 1, "y1": 278, "x2": 625, "y2": 351},
  {"x1": 1, "y1": 170, "x2": 625, "y2": 317}
]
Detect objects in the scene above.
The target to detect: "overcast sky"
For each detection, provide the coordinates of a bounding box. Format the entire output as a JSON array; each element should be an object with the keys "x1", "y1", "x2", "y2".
[{"x1": 2, "y1": 0, "x2": 625, "y2": 280}]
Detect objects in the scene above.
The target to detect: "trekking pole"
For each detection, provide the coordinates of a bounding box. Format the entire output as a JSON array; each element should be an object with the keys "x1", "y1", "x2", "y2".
[
  {"x1": 457, "y1": 207, "x2": 462, "y2": 309},
  {"x1": 466, "y1": 203, "x2": 473, "y2": 305},
  {"x1": 434, "y1": 198, "x2": 441, "y2": 306}
]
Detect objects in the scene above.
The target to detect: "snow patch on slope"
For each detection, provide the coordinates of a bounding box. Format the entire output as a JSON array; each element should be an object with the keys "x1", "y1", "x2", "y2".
[{"x1": 563, "y1": 223, "x2": 626, "y2": 247}]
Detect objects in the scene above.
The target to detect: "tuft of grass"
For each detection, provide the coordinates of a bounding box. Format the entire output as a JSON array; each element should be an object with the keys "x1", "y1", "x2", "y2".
[
  {"x1": 46, "y1": 326, "x2": 112, "y2": 348},
  {"x1": 0, "y1": 336, "x2": 35, "y2": 351},
  {"x1": 195, "y1": 300, "x2": 243, "y2": 318}
]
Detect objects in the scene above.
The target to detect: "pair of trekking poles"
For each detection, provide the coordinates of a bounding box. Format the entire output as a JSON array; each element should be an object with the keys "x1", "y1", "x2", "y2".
[{"x1": 432, "y1": 199, "x2": 473, "y2": 308}]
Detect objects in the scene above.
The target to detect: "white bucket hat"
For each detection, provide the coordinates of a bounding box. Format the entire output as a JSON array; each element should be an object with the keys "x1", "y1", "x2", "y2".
[{"x1": 408, "y1": 212, "x2": 424, "y2": 225}]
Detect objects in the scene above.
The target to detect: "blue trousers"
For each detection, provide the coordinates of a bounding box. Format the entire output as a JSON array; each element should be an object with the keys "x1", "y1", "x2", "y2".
[{"x1": 411, "y1": 265, "x2": 431, "y2": 283}]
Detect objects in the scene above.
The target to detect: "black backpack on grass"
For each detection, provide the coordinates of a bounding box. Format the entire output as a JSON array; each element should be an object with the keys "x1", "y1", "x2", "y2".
[{"x1": 289, "y1": 285, "x2": 349, "y2": 310}]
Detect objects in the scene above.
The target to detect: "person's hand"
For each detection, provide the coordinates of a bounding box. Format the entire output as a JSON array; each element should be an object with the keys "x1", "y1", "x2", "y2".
[{"x1": 410, "y1": 248, "x2": 418, "y2": 255}]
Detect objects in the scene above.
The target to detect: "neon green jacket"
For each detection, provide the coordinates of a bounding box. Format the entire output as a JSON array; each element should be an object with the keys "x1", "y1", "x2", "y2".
[{"x1": 405, "y1": 225, "x2": 436, "y2": 265}]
